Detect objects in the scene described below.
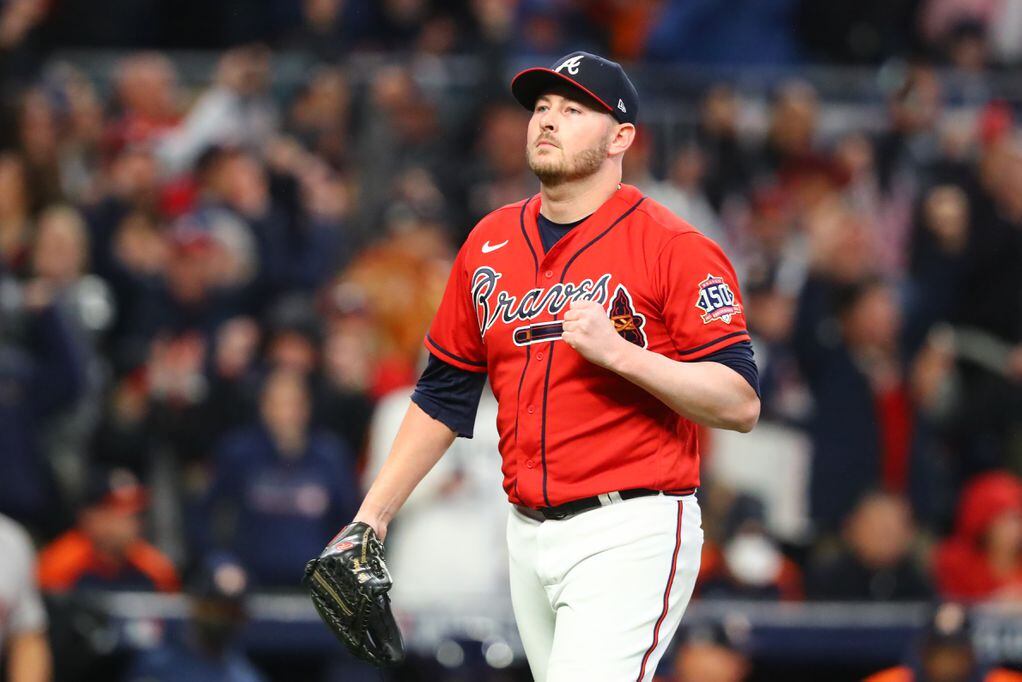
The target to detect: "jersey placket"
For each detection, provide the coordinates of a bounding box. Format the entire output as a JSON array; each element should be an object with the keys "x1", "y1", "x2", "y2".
[
  {"x1": 514, "y1": 191, "x2": 646, "y2": 508},
  {"x1": 512, "y1": 197, "x2": 551, "y2": 507}
]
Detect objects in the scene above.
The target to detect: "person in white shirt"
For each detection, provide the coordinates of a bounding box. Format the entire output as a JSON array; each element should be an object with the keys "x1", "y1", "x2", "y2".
[{"x1": 0, "y1": 514, "x2": 51, "y2": 682}]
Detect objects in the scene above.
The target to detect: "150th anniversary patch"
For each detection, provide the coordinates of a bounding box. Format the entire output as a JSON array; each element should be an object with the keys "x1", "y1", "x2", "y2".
[{"x1": 695, "y1": 274, "x2": 742, "y2": 325}]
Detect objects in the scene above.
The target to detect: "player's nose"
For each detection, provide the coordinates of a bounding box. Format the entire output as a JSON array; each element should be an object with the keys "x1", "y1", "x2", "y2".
[{"x1": 538, "y1": 109, "x2": 556, "y2": 131}]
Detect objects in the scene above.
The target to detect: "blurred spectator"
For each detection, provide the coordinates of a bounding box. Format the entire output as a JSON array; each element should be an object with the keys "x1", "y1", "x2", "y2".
[
  {"x1": 865, "y1": 603, "x2": 1022, "y2": 682},
  {"x1": 37, "y1": 467, "x2": 180, "y2": 593},
  {"x1": 918, "y1": 0, "x2": 1022, "y2": 66},
  {"x1": 942, "y1": 19, "x2": 990, "y2": 73},
  {"x1": 123, "y1": 554, "x2": 265, "y2": 682},
  {"x1": 334, "y1": 222, "x2": 451, "y2": 397},
  {"x1": 741, "y1": 262, "x2": 806, "y2": 422},
  {"x1": 662, "y1": 619, "x2": 751, "y2": 682},
  {"x1": 941, "y1": 133, "x2": 1022, "y2": 475},
  {"x1": 698, "y1": 494, "x2": 803, "y2": 601},
  {"x1": 794, "y1": 268, "x2": 944, "y2": 531},
  {"x1": 15, "y1": 89, "x2": 63, "y2": 209},
  {"x1": 696, "y1": 84, "x2": 755, "y2": 212},
  {"x1": 201, "y1": 368, "x2": 359, "y2": 587},
  {"x1": 806, "y1": 491, "x2": 933, "y2": 601},
  {"x1": 88, "y1": 370, "x2": 158, "y2": 475},
  {"x1": 315, "y1": 315, "x2": 375, "y2": 458},
  {"x1": 461, "y1": 103, "x2": 535, "y2": 236},
  {"x1": 117, "y1": 223, "x2": 246, "y2": 356},
  {"x1": 0, "y1": 512, "x2": 52, "y2": 682},
  {"x1": 934, "y1": 471, "x2": 1022, "y2": 601},
  {"x1": 203, "y1": 145, "x2": 348, "y2": 298},
  {"x1": 353, "y1": 64, "x2": 450, "y2": 240},
  {"x1": 876, "y1": 64, "x2": 943, "y2": 198},
  {"x1": 645, "y1": 142, "x2": 726, "y2": 248},
  {"x1": 31, "y1": 205, "x2": 114, "y2": 337},
  {"x1": 0, "y1": 276, "x2": 85, "y2": 535},
  {"x1": 30, "y1": 204, "x2": 115, "y2": 500},
  {"x1": 201, "y1": 315, "x2": 262, "y2": 437},
  {"x1": 758, "y1": 80, "x2": 820, "y2": 178},
  {"x1": 284, "y1": 66, "x2": 351, "y2": 169},
  {"x1": 905, "y1": 184, "x2": 971, "y2": 354},
  {"x1": 156, "y1": 45, "x2": 278, "y2": 176},
  {"x1": 105, "y1": 53, "x2": 181, "y2": 154}
]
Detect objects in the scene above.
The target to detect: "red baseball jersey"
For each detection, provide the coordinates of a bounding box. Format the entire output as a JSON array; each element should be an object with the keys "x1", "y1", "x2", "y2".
[{"x1": 425, "y1": 184, "x2": 749, "y2": 508}]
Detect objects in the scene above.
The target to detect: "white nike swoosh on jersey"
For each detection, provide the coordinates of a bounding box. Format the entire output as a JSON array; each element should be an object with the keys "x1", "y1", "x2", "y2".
[{"x1": 481, "y1": 240, "x2": 509, "y2": 253}]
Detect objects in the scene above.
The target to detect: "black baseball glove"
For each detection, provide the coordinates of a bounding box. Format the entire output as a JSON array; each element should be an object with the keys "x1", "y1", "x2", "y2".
[{"x1": 303, "y1": 522, "x2": 405, "y2": 666}]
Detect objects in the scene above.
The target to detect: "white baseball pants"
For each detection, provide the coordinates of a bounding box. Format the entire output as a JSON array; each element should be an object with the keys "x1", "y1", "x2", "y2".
[{"x1": 507, "y1": 493, "x2": 703, "y2": 682}]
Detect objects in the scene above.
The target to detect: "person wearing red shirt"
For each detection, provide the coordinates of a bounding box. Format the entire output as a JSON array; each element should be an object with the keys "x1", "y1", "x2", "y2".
[{"x1": 934, "y1": 471, "x2": 1022, "y2": 601}]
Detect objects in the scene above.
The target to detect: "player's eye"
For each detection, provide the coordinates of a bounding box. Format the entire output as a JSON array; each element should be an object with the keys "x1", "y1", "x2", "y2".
[
  {"x1": 535, "y1": 104, "x2": 549, "y2": 113},
  {"x1": 566, "y1": 106, "x2": 581, "y2": 114}
]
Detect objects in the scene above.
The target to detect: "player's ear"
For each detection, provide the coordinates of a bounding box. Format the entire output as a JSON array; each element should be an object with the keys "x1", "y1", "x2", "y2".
[{"x1": 608, "y1": 122, "x2": 635, "y2": 157}]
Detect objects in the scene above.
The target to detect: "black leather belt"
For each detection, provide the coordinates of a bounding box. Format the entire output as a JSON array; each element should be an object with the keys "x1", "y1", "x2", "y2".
[{"x1": 514, "y1": 487, "x2": 696, "y2": 522}]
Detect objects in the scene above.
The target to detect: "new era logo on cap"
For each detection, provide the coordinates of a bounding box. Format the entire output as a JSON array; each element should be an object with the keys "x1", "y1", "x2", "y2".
[{"x1": 511, "y1": 51, "x2": 639, "y2": 125}]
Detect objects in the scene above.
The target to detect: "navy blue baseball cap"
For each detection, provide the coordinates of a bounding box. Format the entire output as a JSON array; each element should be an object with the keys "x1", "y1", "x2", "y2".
[{"x1": 511, "y1": 51, "x2": 639, "y2": 125}]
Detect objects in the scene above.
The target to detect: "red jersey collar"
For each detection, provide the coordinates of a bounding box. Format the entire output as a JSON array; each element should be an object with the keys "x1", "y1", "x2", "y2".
[{"x1": 524, "y1": 183, "x2": 644, "y2": 269}]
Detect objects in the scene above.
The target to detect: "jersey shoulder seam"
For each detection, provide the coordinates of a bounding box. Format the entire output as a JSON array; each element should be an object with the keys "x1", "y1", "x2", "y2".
[{"x1": 634, "y1": 202, "x2": 701, "y2": 236}]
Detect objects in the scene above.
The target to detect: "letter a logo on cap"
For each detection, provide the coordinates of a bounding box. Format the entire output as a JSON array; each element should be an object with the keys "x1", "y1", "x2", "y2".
[{"x1": 555, "y1": 55, "x2": 584, "y2": 75}]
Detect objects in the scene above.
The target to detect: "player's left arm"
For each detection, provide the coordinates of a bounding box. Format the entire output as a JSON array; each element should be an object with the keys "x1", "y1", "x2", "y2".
[{"x1": 562, "y1": 301, "x2": 759, "y2": 432}]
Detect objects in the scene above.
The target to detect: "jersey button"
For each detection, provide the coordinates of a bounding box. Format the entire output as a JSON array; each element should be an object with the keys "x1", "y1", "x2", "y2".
[
  {"x1": 526, "y1": 460, "x2": 535, "y2": 469},
  {"x1": 544, "y1": 270, "x2": 553, "y2": 279},
  {"x1": 536, "y1": 352, "x2": 543, "y2": 361},
  {"x1": 527, "y1": 405, "x2": 535, "y2": 414}
]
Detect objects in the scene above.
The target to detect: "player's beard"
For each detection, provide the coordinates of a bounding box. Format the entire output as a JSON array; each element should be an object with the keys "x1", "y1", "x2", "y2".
[{"x1": 527, "y1": 135, "x2": 609, "y2": 186}]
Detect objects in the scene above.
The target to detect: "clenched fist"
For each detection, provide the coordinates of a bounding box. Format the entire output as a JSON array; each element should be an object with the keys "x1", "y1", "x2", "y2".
[{"x1": 561, "y1": 299, "x2": 631, "y2": 370}]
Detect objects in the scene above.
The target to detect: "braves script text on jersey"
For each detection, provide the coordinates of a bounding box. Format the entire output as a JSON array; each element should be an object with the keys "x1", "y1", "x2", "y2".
[{"x1": 425, "y1": 183, "x2": 750, "y2": 509}]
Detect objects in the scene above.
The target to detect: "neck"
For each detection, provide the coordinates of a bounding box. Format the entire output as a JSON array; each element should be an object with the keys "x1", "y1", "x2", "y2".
[{"x1": 539, "y1": 165, "x2": 621, "y2": 223}]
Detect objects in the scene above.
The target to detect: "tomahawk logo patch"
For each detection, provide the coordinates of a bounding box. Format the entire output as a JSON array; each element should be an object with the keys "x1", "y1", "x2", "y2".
[
  {"x1": 695, "y1": 274, "x2": 742, "y2": 324},
  {"x1": 608, "y1": 285, "x2": 647, "y2": 347}
]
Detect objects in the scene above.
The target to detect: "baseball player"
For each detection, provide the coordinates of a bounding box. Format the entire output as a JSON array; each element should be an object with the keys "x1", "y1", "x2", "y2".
[{"x1": 349, "y1": 51, "x2": 760, "y2": 681}]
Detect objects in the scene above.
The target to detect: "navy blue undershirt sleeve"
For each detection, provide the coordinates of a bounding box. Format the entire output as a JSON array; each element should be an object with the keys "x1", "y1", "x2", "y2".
[
  {"x1": 695, "y1": 340, "x2": 759, "y2": 396},
  {"x1": 411, "y1": 353, "x2": 487, "y2": 438}
]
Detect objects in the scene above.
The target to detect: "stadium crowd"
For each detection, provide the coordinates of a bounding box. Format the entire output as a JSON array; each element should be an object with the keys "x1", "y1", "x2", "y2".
[{"x1": 0, "y1": 0, "x2": 1021, "y2": 680}]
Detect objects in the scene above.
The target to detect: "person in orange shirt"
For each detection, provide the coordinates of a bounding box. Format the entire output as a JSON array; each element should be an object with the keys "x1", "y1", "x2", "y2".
[
  {"x1": 37, "y1": 468, "x2": 179, "y2": 593},
  {"x1": 865, "y1": 603, "x2": 1022, "y2": 682}
]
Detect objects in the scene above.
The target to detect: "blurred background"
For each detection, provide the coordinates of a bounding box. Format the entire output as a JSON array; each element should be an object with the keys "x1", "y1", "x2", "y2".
[{"x1": 0, "y1": 0, "x2": 1020, "y2": 681}]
